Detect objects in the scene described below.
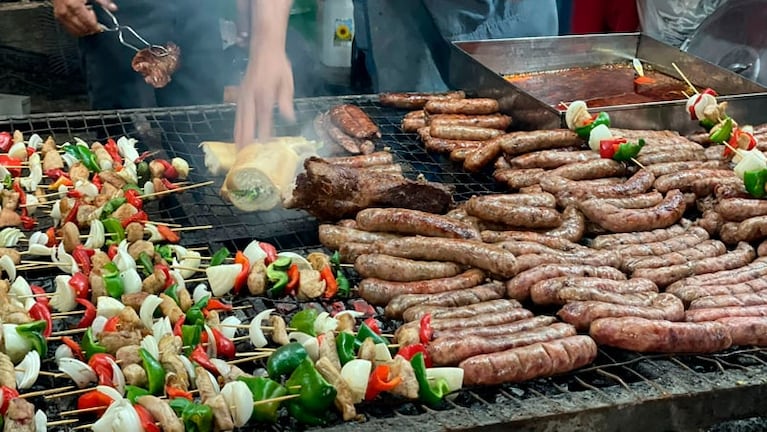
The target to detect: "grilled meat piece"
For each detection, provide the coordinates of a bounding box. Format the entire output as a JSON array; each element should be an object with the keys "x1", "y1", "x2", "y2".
[{"x1": 132, "y1": 42, "x2": 181, "y2": 88}]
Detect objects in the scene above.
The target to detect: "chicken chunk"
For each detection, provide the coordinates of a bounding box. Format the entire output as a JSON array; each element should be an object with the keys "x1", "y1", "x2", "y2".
[
  {"x1": 137, "y1": 395, "x2": 184, "y2": 432},
  {"x1": 111, "y1": 202, "x2": 138, "y2": 222},
  {"x1": 388, "y1": 355, "x2": 419, "y2": 399},
  {"x1": 0, "y1": 208, "x2": 21, "y2": 228},
  {"x1": 1, "y1": 190, "x2": 20, "y2": 212},
  {"x1": 358, "y1": 338, "x2": 377, "y2": 363},
  {"x1": 159, "y1": 293, "x2": 183, "y2": 324},
  {"x1": 3, "y1": 398, "x2": 35, "y2": 432},
  {"x1": 123, "y1": 363, "x2": 148, "y2": 387},
  {"x1": 205, "y1": 394, "x2": 235, "y2": 432},
  {"x1": 319, "y1": 331, "x2": 341, "y2": 371},
  {"x1": 296, "y1": 268, "x2": 325, "y2": 300},
  {"x1": 0, "y1": 352, "x2": 15, "y2": 389},
  {"x1": 76, "y1": 204, "x2": 100, "y2": 227},
  {"x1": 121, "y1": 292, "x2": 150, "y2": 312},
  {"x1": 128, "y1": 240, "x2": 154, "y2": 260},
  {"x1": 116, "y1": 306, "x2": 144, "y2": 333},
  {"x1": 269, "y1": 316, "x2": 289, "y2": 346},
  {"x1": 61, "y1": 221, "x2": 81, "y2": 253},
  {"x1": 315, "y1": 356, "x2": 356, "y2": 421},
  {"x1": 195, "y1": 366, "x2": 217, "y2": 402},
  {"x1": 100, "y1": 330, "x2": 143, "y2": 354},
  {"x1": 69, "y1": 162, "x2": 90, "y2": 183},
  {"x1": 91, "y1": 251, "x2": 111, "y2": 274},
  {"x1": 247, "y1": 260, "x2": 267, "y2": 295},
  {"x1": 43, "y1": 147, "x2": 64, "y2": 171},
  {"x1": 99, "y1": 170, "x2": 127, "y2": 189},
  {"x1": 177, "y1": 285, "x2": 193, "y2": 311},
  {"x1": 125, "y1": 222, "x2": 144, "y2": 243},
  {"x1": 115, "y1": 345, "x2": 142, "y2": 366}
]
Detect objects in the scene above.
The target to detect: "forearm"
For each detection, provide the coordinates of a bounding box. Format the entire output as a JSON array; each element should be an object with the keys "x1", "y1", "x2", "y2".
[{"x1": 250, "y1": 0, "x2": 292, "y2": 56}]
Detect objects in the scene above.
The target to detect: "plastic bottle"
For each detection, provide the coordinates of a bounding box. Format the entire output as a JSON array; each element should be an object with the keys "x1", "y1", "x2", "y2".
[{"x1": 317, "y1": 0, "x2": 355, "y2": 67}]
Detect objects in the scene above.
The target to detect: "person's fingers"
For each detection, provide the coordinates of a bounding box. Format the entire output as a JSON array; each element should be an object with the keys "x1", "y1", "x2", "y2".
[
  {"x1": 278, "y1": 68, "x2": 296, "y2": 123},
  {"x1": 64, "y1": 3, "x2": 100, "y2": 36},
  {"x1": 234, "y1": 97, "x2": 256, "y2": 151},
  {"x1": 256, "y1": 91, "x2": 275, "y2": 143},
  {"x1": 95, "y1": 0, "x2": 118, "y2": 11}
]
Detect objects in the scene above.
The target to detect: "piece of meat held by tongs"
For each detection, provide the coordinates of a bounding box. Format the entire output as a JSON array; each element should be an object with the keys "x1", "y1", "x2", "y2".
[{"x1": 98, "y1": 5, "x2": 180, "y2": 88}]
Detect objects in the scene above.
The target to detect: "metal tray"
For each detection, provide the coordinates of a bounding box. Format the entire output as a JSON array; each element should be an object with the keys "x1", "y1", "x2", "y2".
[{"x1": 447, "y1": 33, "x2": 767, "y2": 133}]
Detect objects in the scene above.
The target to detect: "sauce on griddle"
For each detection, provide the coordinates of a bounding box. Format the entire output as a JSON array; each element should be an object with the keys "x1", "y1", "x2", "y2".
[{"x1": 504, "y1": 64, "x2": 695, "y2": 110}]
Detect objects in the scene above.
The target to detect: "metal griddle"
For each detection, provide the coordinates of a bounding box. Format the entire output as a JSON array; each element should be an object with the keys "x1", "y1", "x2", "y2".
[
  {"x1": 4, "y1": 100, "x2": 767, "y2": 431},
  {"x1": 447, "y1": 33, "x2": 767, "y2": 133}
]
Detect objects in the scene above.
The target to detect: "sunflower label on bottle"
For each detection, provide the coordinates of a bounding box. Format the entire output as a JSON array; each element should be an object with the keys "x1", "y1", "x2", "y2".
[
  {"x1": 320, "y1": 0, "x2": 354, "y2": 67},
  {"x1": 333, "y1": 18, "x2": 353, "y2": 45}
]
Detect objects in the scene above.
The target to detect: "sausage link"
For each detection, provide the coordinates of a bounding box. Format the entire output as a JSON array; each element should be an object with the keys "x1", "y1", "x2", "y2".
[
  {"x1": 578, "y1": 189, "x2": 686, "y2": 233},
  {"x1": 515, "y1": 250, "x2": 623, "y2": 273},
  {"x1": 689, "y1": 291, "x2": 767, "y2": 310},
  {"x1": 534, "y1": 287, "x2": 657, "y2": 307},
  {"x1": 436, "y1": 316, "x2": 558, "y2": 340},
  {"x1": 506, "y1": 265, "x2": 627, "y2": 301},
  {"x1": 759, "y1": 239, "x2": 767, "y2": 257},
  {"x1": 636, "y1": 149, "x2": 706, "y2": 165},
  {"x1": 666, "y1": 257, "x2": 767, "y2": 291},
  {"x1": 384, "y1": 282, "x2": 505, "y2": 319},
  {"x1": 623, "y1": 240, "x2": 727, "y2": 273},
  {"x1": 543, "y1": 170, "x2": 655, "y2": 197},
  {"x1": 590, "y1": 317, "x2": 731, "y2": 353},
  {"x1": 654, "y1": 169, "x2": 736, "y2": 193},
  {"x1": 459, "y1": 336, "x2": 598, "y2": 386},
  {"x1": 324, "y1": 152, "x2": 394, "y2": 168},
  {"x1": 402, "y1": 299, "x2": 522, "y2": 323},
  {"x1": 401, "y1": 110, "x2": 426, "y2": 132},
  {"x1": 379, "y1": 91, "x2": 465, "y2": 109},
  {"x1": 558, "y1": 293, "x2": 685, "y2": 331},
  {"x1": 714, "y1": 198, "x2": 767, "y2": 223},
  {"x1": 429, "y1": 323, "x2": 576, "y2": 366},
  {"x1": 544, "y1": 206, "x2": 586, "y2": 243},
  {"x1": 354, "y1": 254, "x2": 462, "y2": 282},
  {"x1": 717, "y1": 317, "x2": 767, "y2": 346},
  {"x1": 509, "y1": 149, "x2": 598, "y2": 169},
  {"x1": 429, "y1": 124, "x2": 504, "y2": 141},
  {"x1": 338, "y1": 242, "x2": 379, "y2": 263},
  {"x1": 530, "y1": 277, "x2": 658, "y2": 306},
  {"x1": 735, "y1": 216, "x2": 767, "y2": 242},
  {"x1": 318, "y1": 224, "x2": 399, "y2": 251},
  {"x1": 494, "y1": 168, "x2": 545, "y2": 189},
  {"x1": 466, "y1": 203, "x2": 562, "y2": 229},
  {"x1": 450, "y1": 147, "x2": 478, "y2": 162},
  {"x1": 499, "y1": 129, "x2": 583, "y2": 156},
  {"x1": 614, "y1": 227, "x2": 710, "y2": 257},
  {"x1": 550, "y1": 159, "x2": 628, "y2": 181},
  {"x1": 424, "y1": 98, "x2": 499, "y2": 115},
  {"x1": 329, "y1": 104, "x2": 380, "y2": 139},
  {"x1": 396, "y1": 309, "x2": 534, "y2": 345},
  {"x1": 481, "y1": 231, "x2": 583, "y2": 251},
  {"x1": 467, "y1": 193, "x2": 557, "y2": 209},
  {"x1": 696, "y1": 210, "x2": 724, "y2": 236},
  {"x1": 597, "y1": 192, "x2": 664, "y2": 209},
  {"x1": 429, "y1": 114, "x2": 512, "y2": 130},
  {"x1": 359, "y1": 269, "x2": 486, "y2": 305},
  {"x1": 355, "y1": 208, "x2": 480, "y2": 240},
  {"x1": 686, "y1": 304, "x2": 767, "y2": 322},
  {"x1": 464, "y1": 139, "x2": 502, "y2": 172},
  {"x1": 645, "y1": 161, "x2": 705, "y2": 177},
  {"x1": 591, "y1": 224, "x2": 690, "y2": 249},
  {"x1": 670, "y1": 279, "x2": 767, "y2": 304}
]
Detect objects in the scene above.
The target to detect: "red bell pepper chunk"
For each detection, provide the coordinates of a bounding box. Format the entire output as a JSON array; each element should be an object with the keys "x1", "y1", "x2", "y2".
[
  {"x1": 160, "y1": 177, "x2": 179, "y2": 190},
  {"x1": 204, "y1": 299, "x2": 232, "y2": 312},
  {"x1": 92, "y1": 174, "x2": 103, "y2": 192},
  {"x1": 166, "y1": 385, "x2": 194, "y2": 400},
  {"x1": 211, "y1": 327, "x2": 236, "y2": 360},
  {"x1": 104, "y1": 138, "x2": 123, "y2": 167},
  {"x1": 77, "y1": 390, "x2": 114, "y2": 417},
  {"x1": 44, "y1": 168, "x2": 69, "y2": 181},
  {"x1": 134, "y1": 404, "x2": 161, "y2": 432},
  {"x1": 107, "y1": 244, "x2": 118, "y2": 260},
  {"x1": 30, "y1": 285, "x2": 50, "y2": 311},
  {"x1": 20, "y1": 215, "x2": 36, "y2": 230},
  {"x1": 61, "y1": 336, "x2": 85, "y2": 361},
  {"x1": 259, "y1": 242, "x2": 278, "y2": 265},
  {"x1": 76, "y1": 298, "x2": 98, "y2": 329},
  {"x1": 88, "y1": 353, "x2": 115, "y2": 387},
  {"x1": 103, "y1": 315, "x2": 120, "y2": 333},
  {"x1": 154, "y1": 264, "x2": 175, "y2": 289},
  {"x1": 365, "y1": 364, "x2": 401, "y2": 401},
  {"x1": 173, "y1": 315, "x2": 185, "y2": 337},
  {"x1": 63, "y1": 200, "x2": 81, "y2": 226},
  {"x1": 45, "y1": 227, "x2": 56, "y2": 248},
  {"x1": 120, "y1": 210, "x2": 148, "y2": 228},
  {"x1": 286, "y1": 263, "x2": 299, "y2": 296},
  {"x1": 66, "y1": 189, "x2": 83, "y2": 199},
  {"x1": 396, "y1": 343, "x2": 433, "y2": 367},
  {"x1": 599, "y1": 138, "x2": 627, "y2": 160},
  {"x1": 0, "y1": 155, "x2": 23, "y2": 177},
  {"x1": 0, "y1": 132, "x2": 12, "y2": 153},
  {"x1": 124, "y1": 188, "x2": 143, "y2": 210},
  {"x1": 157, "y1": 224, "x2": 180, "y2": 243},
  {"x1": 364, "y1": 317, "x2": 382, "y2": 335},
  {"x1": 0, "y1": 386, "x2": 20, "y2": 415},
  {"x1": 232, "y1": 251, "x2": 250, "y2": 296},
  {"x1": 320, "y1": 265, "x2": 338, "y2": 299},
  {"x1": 191, "y1": 344, "x2": 219, "y2": 376},
  {"x1": 25, "y1": 145, "x2": 35, "y2": 159},
  {"x1": 28, "y1": 302, "x2": 52, "y2": 338},
  {"x1": 69, "y1": 272, "x2": 90, "y2": 299},
  {"x1": 72, "y1": 246, "x2": 93, "y2": 276},
  {"x1": 419, "y1": 314, "x2": 433, "y2": 344},
  {"x1": 156, "y1": 159, "x2": 178, "y2": 179}
]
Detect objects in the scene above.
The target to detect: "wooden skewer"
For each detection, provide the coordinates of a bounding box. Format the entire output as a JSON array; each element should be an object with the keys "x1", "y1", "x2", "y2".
[
  {"x1": 47, "y1": 419, "x2": 80, "y2": 427},
  {"x1": 185, "y1": 277, "x2": 206, "y2": 283},
  {"x1": 145, "y1": 220, "x2": 183, "y2": 228},
  {"x1": 51, "y1": 310, "x2": 85, "y2": 317},
  {"x1": 682, "y1": 90, "x2": 691, "y2": 98},
  {"x1": 51, "y1": 328, "x2": 86, "y2": 336},
  {"x1": 227, "y1": 353, "x2": 271, "y2": 365},
  {"x1": 16, "y1": 368, "x2": 66, "y2": 378},
  {"x1": 138, "y1": 180, "x2": 215, "y2": 200},
  {"x1": 234, "y1": 349, "x2": 277, "y2": 357},
  {"x1": 59, "y1": 405, "x2": 106, "y2": 416},
  {"x1": 20, "y1": 385, "x2": 75, "y2": 398},
  {"x1": 45, "y1": 387, "x2": 94, "y2": 399},
  {"x1": 171, "y1": 265, "x2": 205, "y2": 273},
  {"x1": 254, "y1": 393, "x2": 301, "y2": 406},
  {"x1": 173, "y1": 225, "x2": 214, "y2": 232},
  {"x1": 672, "y1": 62, "x2": 698, "y2": 95},
  {"x1": 631, "y1": 158, "x2": 646, "y2": 170}
]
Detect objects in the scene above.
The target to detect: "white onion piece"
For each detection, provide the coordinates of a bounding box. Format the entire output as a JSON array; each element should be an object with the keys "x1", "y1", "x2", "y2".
[
  {"x1": 50, "y1": 275, "x2": 76, "y2": 312},
  {"x1": 84, "y1": 219, "x2": 105, "y2": 249},
  {"x1": 140, "y1": 335, "x2": 160, "y2": 362},
  {"x1": 113, "y1": 240, "x2": 136, "y2": 272},
  {"x1": 565, "y1": 100, "x2": 589, "y2": 130},
  {"x1": 23, "y1": 194, "x2": 39, "y2": 215},
  {"x1": 0, "y1": 254, "x2": 16, "y2": 283},
  {"x1": 118, "y1": 160, "x2": 138, "y2": 184},
  {"x1": 117, "y1": 136, "x2": 140, "y2": 162},
  {"x1": 210, "y1": 359, "x2": 231, "y2": 378},
  {"x1": 170, "y1": 269, "x2": 186, "y2": 292},
  {"x1": 28, "y1": 133, "x2": 42, "y2": 149},
  {"x1": 21, "y1": 153, "x2": 42, "y2": 192},
  {"x1": 374, "y1": 343, "x2": 393, "y2": 364},
  {"x1": 28, "y1": 231, "x2": 47, "y2": 246},
  {"x1": 143, "y1": 181, "x2": 155, "y2": 196},
  {"x1": 57, "y1": 184, "x2": 69, "y2": 197},
  {"x1": 109, "y1": 400, "x2": 143, "y2": 432},
  {"x1": 288, "y1": 332, "x2": 313, "y2": 345},
  {"x1": 277, "y1": 252, "x2": 313, "y2": 272},
  {"x1": 27, "y1": 244, "x2": 52, "y2": 256},
  {"x1": 588, "y1": 124, "x2": 612, "y2": 152},
  {"x1": 91, "y1": 397, "x2": 120, "y2": 432},
  {"x1": 178, "y1": 254, "x2": 201, "y2": 279},
  {"x1": 139, "y1": 295, "x2": 163, "y2": 329},
  {"x1": 8, "y1": 141, "x2": 27, "y2": 161},
  {"x1": 34, "y1": 410, "x2": 47, "y2": 432},
  {"x1": 304, "y1": 338, "x2": 319, "y2": 361},
  {"x1": 695, "y1": 93, "x2": 717, "y2": 120},
  {"x1": 152, "y1": 317, "x2": 172, "y2": 340},
  {"x1": 55, "y1": 344, "x2": 73, "y2": 364},
  {"x1": 249, "y1": 309, "x2": 274, "y2": 348},
  {"x1": 120, "y1": 268, "x2": 142, "y2": 294},
  {"x1": 144, "y1": 224, "x2": 162, "y2": 242},
  {"x1": 334, "y1": 310, "x2": 365, "y2": 319},
  {"x1": 313, "y1": 312, "x2": 338, "y2": 335},
  {"x1": 204, "y1": 325, "x2": 217, "y2": 358},
  {"x1": 2, "y1": 324, "x2": 30, "y2": 363},
  {"x1": 15, "y1": 350, "x2": 40, "y2": 389},
  {"x1": 206, "y1": 263, "x2": 241, "y2": 297},
  {"x1": 50, "y1": 200, "x2": 62, "y2": 225},
  {"x1": 58, "y1": 357, "x2": 97, "y2": 388},
  {"x1": 220, "y1": 316, "x2": 241, "y2": 340},
  {"x1": 207, "y1": 370, "x2": 220, "y2": 394},
  {"x1": 108, "y1": 357, "x2": 125, "y2": 395},
  {"x1": 220, "y1": 381, "x2": 253, "y2": 427},
  {"x1": 734, "y1": 149, "x2": 767, "y2": 179},
  {"x1": 91, "y1": 315, "x2": 108, "y2": 339},
  {"x1": 243, "y1": 240, "x2": 267, "y2": 266},
  {"x1": 53, "y1": 242, "x2": 79, "y2": 274},
  {"x1": 171, "y1": 157, "x2": 190, "y2": 180},
  {"x1": 426, "y1": 367, "x2": 464, "y2": 393},
  {"x1": 75, "y1": 180, "x2": 99, "y2": 198},
  {"x1": 192, "y1": 284, "x2": 211, "y2": 304},
  {"x1": 97, "y1": 385, "x2": 123, "y2": 402},
  {"x1": 179, "y1": 355, "x2": 197, "y2": 384},
  {"x1": 0, "y1": 228, "x2": 23, "y2": 247},
  {"x1": 341, "y1": 359, "x2": 372, "y2": 404},
  {"x1": 96, "y1": 296, "x2": 124, "y2": 318},
  {"x1": 10, "y1": 276, "x2": 32, "y2": 309}
]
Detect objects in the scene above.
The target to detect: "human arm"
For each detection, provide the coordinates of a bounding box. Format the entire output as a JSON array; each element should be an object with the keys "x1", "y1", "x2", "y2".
[
  {"x1": 53, "y1": 0, "x2": 117, "y2": 37},
  {"x1": 234, "y1": 0, "x2": 295, "y2": 150}
]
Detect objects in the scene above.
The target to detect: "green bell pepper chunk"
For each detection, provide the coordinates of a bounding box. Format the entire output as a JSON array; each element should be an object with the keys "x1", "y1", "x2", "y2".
[
  {"x1": 185, "y1": 306, "x2": 205, "y2": 326},
  {"x1": 286, "y1": 358, "x2": 337, "y2": 416},
  {"x1": 336, "y1": 269, "x2": 350, "y2": 298},
  {"x1": 266, "y1": 258, "x2": 291, "y2": 298},
  {"x1": 102, "y1": 217, "x2": 125, "y2": 245},
  {"x1": 181, "y1": 324, "x2": 202, "y2": 356},
  {"x1": 289, "y1": 309, "x2": 318, "y2": 337},
  {"x1": 238, "y1": 376, "x2": 287, "y2": 423},
  {"x1": 411, "y1": 352, "x2": 450, "y2": 406},
  {"x1": 155, "y1": 244, "x2": 173, "y2": 262},
  {"x1": 138, "y1": 252, "x2": 154, "y2": 278},
  {"x1": 125, "y1": 385, "x2": 151, "y2": 404},
  {"x1": 181, "y1": 403, "x2": 214, "y2": 432},
  {"x1": 612, "y1": 139, "x2": 646, "y2": 162},
  {"x1": 163, "y1": 284, "x2": 179, "y2": 306},
  {"x1": 0, "y1": 413, "x2": 3, "y2": 430},
  {"x1": 744, "y1": 169, "x2": 767, "y2": 198},
  {"x1": 336, "y1": 332, "x2": 356, "y2": 365},
  {"x1": 209, "y1": 247, "x2": 230, "y2": 267},
  {"x1": 2, "y1": 175, "x2": 11, "y2": 190},
  {"x1": 287, "y1": 401, "x2": 328, "y2": 426},
  {"x1": 139, "y1": 348, "x2": 166, "y2": 395},
  {"x1": 101, "y1": 198, "x2": 127, "y2": 218},
  {"x1": 102, "y1": 262, "x2": 124, "y2": 298},
  {"x1": 700, "y1": 118, "x2": 716, "y2": 131},
  {"x1": 123, "y1": 183, "x2": 142, "y2": 194},
  {"x1": 78, "y1": 146, "x2": 101, "y2": 173},
  {"x1": 137, "y1": 161, "x2": 150, "y2": 185},
  {"x1": 574, "y1": 111, "x2": 610, "y2": 139},
  {"x1": 193, "y1": 295, "x2": 210, "y2": 309},
  {"x1": 266, "y1": 342, "x2": 308, "y2": 379},
  {"x1": 16, "y1": 321, "x2": 47, "y2": 358},
  {"x1": 330, "y1": 251, "x2": 341, "y2": 270},
  {"x1": 709, "y1": 117, "x2": 734, "y2": 143},
  {"x1": 168, "y1": 397, "x2": 192, "y2": 417},
  {"x1": 82, "y1": 327, "x2": 107, "y2": 360},
  {"x1": 354, "y1": 322, "x2": 388, "y2": 348}
]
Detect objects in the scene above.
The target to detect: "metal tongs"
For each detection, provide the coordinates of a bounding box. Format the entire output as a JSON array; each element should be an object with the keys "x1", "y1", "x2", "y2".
[{"x1": 97, "y1": 5, "x2": 169, "y2": 57}]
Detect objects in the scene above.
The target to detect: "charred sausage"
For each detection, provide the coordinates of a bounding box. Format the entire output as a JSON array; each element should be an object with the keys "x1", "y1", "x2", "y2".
[
  {"x1": 379, "y1": 91, "x2": 466, "y2": 109},
  {"x1": 329, "y1": 104, "x2": 380, "y2": 139},
  {"x1": 424, "y1": 98, "x2": 499, "y2": 115},
  {"x1": 578, "y1": 189, "x2": 686, "y2": 233},
  {"x1": 359, "y1": 269, "x2": 486, "y2": 305},
  {"x1": 558, "y1": 293, "x2": 685, "y2": 331},
  {"x1": 543, "y1": 170, "x2": 655, "y2": 197},
  {"x1": 506, "y1": 265, "x2": 627, "y2": 301},
  {"x1": 355, "y1": 208, "x2": 480, "y2": 240},
  {"x1": 354, "y1": 254, "x2": 462, "y2": 282},
  {"x1": 429, "y1": 113, "x2": 512, "y2": 130},
  {"x1": 590, "y1": 317, "x2": 731, "y2": 353}
]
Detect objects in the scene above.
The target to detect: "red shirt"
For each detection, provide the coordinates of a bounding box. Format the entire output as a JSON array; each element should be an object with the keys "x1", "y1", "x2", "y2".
[{"x1": 571, "y1": 0, "x2": 640, "y2": 34}]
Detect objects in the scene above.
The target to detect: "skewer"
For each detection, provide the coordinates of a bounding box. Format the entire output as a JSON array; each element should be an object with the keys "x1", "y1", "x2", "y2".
[
  {"x1": 45, "y1": 387, "x2": 95, "y2": 399},
  {"x1": 51, "y1": 310, "x2": 85, "y2": 317},
  {"x1": 138, "y1": 180, "x2": 215, "y2": 200},
  {"x1": 51, "y1": 328, "x2": 86, "y2": 336},
  {"x1": 16, "y1": 368, "x2": 66, "y2": 378},
  {"x1": 46, "y1": 419, "x2": 80, "y2": 427},
  {"x1": 174, "y1": 225, "x2": 214, "y2": 232},
  {"x1": 19, "y1": 385, "x2": 75, "y2": 398},
  {"x1": 631, "y1": 158, "x2": 646, "y2": 170},
  {"x1": 227, "y1": 353, "x2": 271, "y2": 364},
  {"x1": 672, "y1": 62, "x2": 698, "y2": 94},
  {"x1": 59, "y1": 406, "x2": 106, "y2": 416},
  {"x1": 185, "y1": 277, "x2": 206, "y2": 283}
]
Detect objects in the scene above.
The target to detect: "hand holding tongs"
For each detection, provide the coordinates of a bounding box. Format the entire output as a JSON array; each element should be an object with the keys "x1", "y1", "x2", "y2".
[{"x1": 97, "y1": 4, "x2": 169, "y2": 57}]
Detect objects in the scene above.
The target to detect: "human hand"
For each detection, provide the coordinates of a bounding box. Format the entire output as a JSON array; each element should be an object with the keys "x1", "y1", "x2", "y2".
[
  {"x1": 53, "y1": 0, "x2": 118, "y2": 37},
  {"x1": 234, "y1": 48, "x2": 295, "y2": 150}
]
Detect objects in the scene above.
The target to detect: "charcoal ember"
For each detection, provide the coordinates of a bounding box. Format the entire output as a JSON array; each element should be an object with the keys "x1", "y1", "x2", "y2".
[
  {"x1": 131, "y1": 42, "x2": 181, "y2": 89},
  {"x1": 349, "y1": 299, "x2": 376, "y2": 317},
  {"x1": 275, "y1": 302, "x2": 298, "y2": 315},
  {"x1": 285, "y1": 157, "x2": 453, "y2": 221}
]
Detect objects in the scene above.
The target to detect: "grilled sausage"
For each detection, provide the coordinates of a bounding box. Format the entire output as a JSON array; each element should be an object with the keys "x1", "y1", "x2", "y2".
[
  {"x1": 359, "y1": 269, "x2": 486, "y2": 305},
  {"x1": 670, "y1": 279, "x2": 767, "y2": 304},
  {"x1": 717, "y1": 316, "x2": 767, "y2": 346},
  {"x1": 498, "y1": 240, "x2": 595, "y2": 257},
  {"x1": 436, "y1": 316, "x2": 558, "y2": 340},
  {"x1": 464, "y1": 139, "x2": 502, "y2": 172},
  {"x1": 734, "y1": 216, "x2": 767, "y2": 242},
  {"x1": 534, "y1": 287, "x2": 657, "y2": 307},
  {"x1": 712, "y1": 178, "x2": 749, "y2": 199},
  {"x1": 429, "y1": 323, "x2": 577, "y2": 366},
  {"x1": 550, "y1": 159, "x2": 628, "y2": 181},
  {"x1": 614, "y1": 227, "x2": 710, "y2": 257},
  {"x1": 402, "y1": 299, "x2": 522, "y2": 322},
  {"x1": 355, "y1": 208, "x2": 480, "y2": 240},
  {"x1": 467, "y1": 193, "x2": 557, "y2": 209},
  {"x1": 590, "y1": 317, "x2": 731, "y2": 353},
  {"x1": 450, "y1": 147, "x2": 479, "y2": 162},
  {"x1": 508, "y1": 149, "x2": 598, "y2": 169},
  {"x1": 543, "y1": 206, "x2": 586, "y2": 243},
  {"x1": 354, "y1": 254, "x2": 462, "y2": 282},
  {"x1": 665, "y1": 257, "x2": 767, "y2": 292},
  {"x1": 632, "y1": 242, "x2": 756, "y2": 287},
  {"x1": 506, "y1": 265, "x2": 627, "y2": 301},
  {"x1": 329, "y1": 104, "x2": 380, "y2": 139},
  {"x1": 460, "y1": 335, "x2": 598, "y2": 386},
  {"x1": 318, "y1": 224, "x2": 400, "y2": 251},
  {"x1": 686, "y1": 304, "x2": 767, "y2": 322},
  {"x1": 543, "y1": 170, "x2": 655, "y2": 197},
  {"x1": 384, "y1": 282, "x2": 505, "y2": 318},
  {"x1": 718, "y1": 222, "x2": 740, "y2": 245},
  {"x1": 338, "y1": 242, "x2": 380, "y2": 263},
  {"x1": 396, "y1": 309, "x2": 534, "y2": 346},
  {"x1": 530, "y1": 277, "x2": 658, "y2": 306},
  {"x1": 515, "y1": 250, "x2": 623, "y2": 273},
  {"x1": 324, "y1": 115, "x2": 367, "y2": 154},
  {"x1": 494, "y1": 168, "x2": 545, "y2": 189},
  {"x1": 419, "y1": 127, "x2": 484, "y2": 153},
  {"x1": 424, "y1": 98, "x2": 499, "y2": 115},
  {"x1": 499, "y1": 129, "x2": 583, "y2": 157},
  {"x1": 465, "y1": 203, "x2": 562, "y2": 229},
  {"x1": 374, "y1": 237, "x2": 518, "y2": 278},
  {"x1": 401, "y1": 110, "x2": 426, "y2": 132},
  {"x1": 654, "y1": 169, "x2": 735, "y2": 193},
  {"x1": 697, "y1": 210, "x2": 724, "y2": 236},
  {"x1": 429, "y1": 124, "x2": 504, "y2": 141},
  {"x1": 379, "y1": 91, "x2": 466, "y2": 109},
  {"x1": 481, "y1": 229, "x2": 582, "y2": 250},
  {"x1": 689, "y1": 291, "x2": 767, "y2": 310},
  {"x1": 644, "y1": 161, "x2": 705, "y2": 177},
  {"x1": 596, "y1": 192, "x2": 664, "y2": 209},
  {"x1": 636, "y1": 148, "x2": 706, "y2": 164},
  {"x1": 759, "y1": 239, "x2": 767, "y2": 257},
  {"x1": 578, "y1": 189, "x2": 686, "y2": 233},
  {"x1": 558, "y1": 293, "x2": 685, "y2": 330},
  {"x1": 324, "y1": 152, "x2": 394, "y2": 168},
  {"x1": 622, "y1": 240, "x2": 727, "y2": 273},
  {"x1": 590, "y1": 223, "x2": 690, "y2": 249},
  {"x1": 429, "y1": 113, "x2": 512, "y2": 130}
]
